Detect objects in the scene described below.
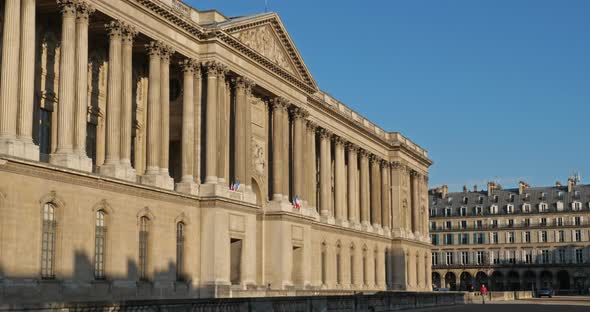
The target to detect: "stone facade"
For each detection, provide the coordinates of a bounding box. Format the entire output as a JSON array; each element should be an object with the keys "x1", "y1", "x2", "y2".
[
  {"x1": 429, "y1": 180, "x2": 590, "y2": 294},
  {"x1": 0, "y1": 0, "x2": 432, "y2": 304}
]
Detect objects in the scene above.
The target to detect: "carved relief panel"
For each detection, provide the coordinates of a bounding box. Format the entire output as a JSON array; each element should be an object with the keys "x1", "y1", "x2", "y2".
[{"x1": 250, "y1": 95, "x2": 268, "y2": 201}]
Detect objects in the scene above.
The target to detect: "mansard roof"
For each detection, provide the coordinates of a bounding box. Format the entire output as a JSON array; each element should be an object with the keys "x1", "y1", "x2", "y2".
[{"x1": 205, "y1": 12, "x2": 318, "y2": 92}]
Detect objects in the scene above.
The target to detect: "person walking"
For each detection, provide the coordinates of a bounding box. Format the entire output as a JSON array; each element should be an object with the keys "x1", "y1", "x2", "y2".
[{"x1": 480, "y1": 284, "x2": 488, "y2": 304}]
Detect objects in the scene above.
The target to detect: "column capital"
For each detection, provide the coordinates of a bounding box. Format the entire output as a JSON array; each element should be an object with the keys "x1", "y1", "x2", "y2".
[
  {"x1": 346, "y1": 142, "x2": 359, "y2": 152},
  {"x1": 269, "y1": 97, "x2": 289, "y2": 112},
  {"x1": 380, "y1": 159, "x2": 390, "y2": 168},
  {"x1": 202, "y1": 60, "x2": 220, "y2": 75},
  {"x1": 359, "y1": 148, "x2": 370, "y2": 158},
  {"x1": 105, "y1": 21, "x2": 126, "y2": 39},
  {"x1": 369, "y1": 154, "x2": 382, "y2": 164},
  {"x1": 332, "y1": 135, "x2": 346, "y2": 146},
  {"x1": 306, "y1": 119, "x2": 318, "y2": 131},
  {"x1": 57, "y1": 0, "x2": 77, "y2": 16},
  {"x1": 410, "y1": 169, "x2": 420, "y2": 178},
  {"x1": 289, "y1": 106, "x2": 309, "y2": 120},
  {"x1": 145, "y1": 41, "x2": 163, "y2": 57},
  {"x1": 160, "y1": 44, "x2": 175, "y2": 61},
  {"x1": 216, "y1": 63, "x2": 229, "y2": 79},
  {"x1": 423, "y1": 174, "x2": 429, "y2": 183},
  {"x1": 317, "y1": 128, "x2": 332, "y2": 139},
  {"x1": 75, "y1": 2, "x2": 95, "y2": 21},
  {"x1": 122, "y1": 24, "x2": 138, "y2": 43},
  {"x1": 234, "y1": 76, "x2": 255, "y2": 91},
  {"x1": 179, "y1": 59, "x2": 197, "y2": 73}
]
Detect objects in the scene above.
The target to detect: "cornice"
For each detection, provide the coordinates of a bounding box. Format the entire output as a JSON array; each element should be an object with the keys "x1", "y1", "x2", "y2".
[{"x1": 132, "y1": 0, "x2": 203, "y2": 36}]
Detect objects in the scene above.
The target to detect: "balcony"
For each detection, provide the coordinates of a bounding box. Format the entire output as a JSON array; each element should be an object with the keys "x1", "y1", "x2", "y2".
[{"x1": 430, "y1": 220, "x2": 589, "y2": 232}]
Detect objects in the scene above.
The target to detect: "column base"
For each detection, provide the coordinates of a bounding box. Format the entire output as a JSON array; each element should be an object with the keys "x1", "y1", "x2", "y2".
[
  {"x1": 373, "y1": 224, "x2": 384, "y2": 235},
  {"x1": 268, "y1": 199, "x2": 295, "y2": 212},
  {"x1": 361, "y1": 221, "x2": 373, "y2": 232},
  {"x1": 175, "y1": 180, "x2": 200, "y2": 195},
  {"x1": 140, "y1": 172, "x2": 174, "y2": 190},
  {"x1": 49, "y1": 151, "x2": 92, "y2": 172},
  {"x1": 335, "y1": 218, "x2": 349, "y2": 228},
  {"x1": 320, "y1": 214, "x2": 335, "y2": 224},
  {"x1": 98, "y1": 162, "x2": 136, "y2": 182},
  {"x1": 383, "y1": 226, "x2": 392, "y2": 237},
  {"x1": 227, "y1": 187, "x2": 257, "y2": 204},
  {"x1": 0, "y1": 138, "x2": 40, "y2": 161},
  {"x1": 391, "y1": 228, "x2": 403, "y2": 238},
  {"x1": 21, "y1": 140, "x2": 40, "y2": 161},
  {"x1": 350, "y1": 221, "x2": 362, "y2": 231},
  {"x1": 199, "y1": 181, "x2": 229, "y2": 198},
  {"x1": 0, "y1": 136, "x2": 19, "y2": 157}
]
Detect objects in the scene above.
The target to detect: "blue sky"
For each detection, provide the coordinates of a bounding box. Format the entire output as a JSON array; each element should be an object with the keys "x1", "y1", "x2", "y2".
[{"x1": 186, "y1": 0, "x2": 590, "y2": 191}]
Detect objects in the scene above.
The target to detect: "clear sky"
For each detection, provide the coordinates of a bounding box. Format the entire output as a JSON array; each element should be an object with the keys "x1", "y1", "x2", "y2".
[{"x1": 186, "y1": 0, "x2": 590, "y2": 191}]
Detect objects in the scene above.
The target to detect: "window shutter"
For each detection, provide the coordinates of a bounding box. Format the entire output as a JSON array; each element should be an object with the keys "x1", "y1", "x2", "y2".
[
  {"x1": 457, "y1": 234, "x2": 461, "y2": 245},
  {"x1": 481, "y1": 233, "x2": 485, "y2": 244},
  {"x1": 443, "y1": 234, "x2": 447, "y2": 245}
]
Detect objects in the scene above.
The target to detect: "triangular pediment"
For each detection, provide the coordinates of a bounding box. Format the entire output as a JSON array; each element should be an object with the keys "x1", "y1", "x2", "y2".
[{"x1": 219, "y1": 13, "x2": 318, "y2": 92}]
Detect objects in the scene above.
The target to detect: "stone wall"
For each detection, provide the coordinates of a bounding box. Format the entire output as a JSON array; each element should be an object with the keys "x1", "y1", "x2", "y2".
[{"x1": 0, "y1": 292, "x2": 465, "y2": 312}]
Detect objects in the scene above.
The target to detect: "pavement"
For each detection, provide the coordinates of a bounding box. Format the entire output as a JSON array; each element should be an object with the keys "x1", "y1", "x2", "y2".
[{"x1": 411, "y1": 296, "x2": 590, "y2": 312}]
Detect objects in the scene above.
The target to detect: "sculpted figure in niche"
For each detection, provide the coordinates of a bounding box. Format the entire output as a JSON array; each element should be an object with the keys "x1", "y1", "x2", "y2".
[{"x1": 253, "y1": 140, "x2": 265, "y2": 176}]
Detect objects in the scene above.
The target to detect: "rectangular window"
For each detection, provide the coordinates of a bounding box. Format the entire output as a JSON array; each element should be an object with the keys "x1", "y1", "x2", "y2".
[
  {"x1": 41, "y1": 204, "x2": 57, "y2": 279},
  {"x1": 432, "y1": 252, "x2": 439, "y2": 266},
  {"x1": 525, "y1": 250, "x2": 532, "y2": 264},
  {"x1": 431, "y1": 234, "x2": 439, "y2": 245},
  {"x1": 230, "y1": 238, "x2": 243, "y2": 285},
  {"x1": 540, "y1": 218, "x2": 547, "y2": 226},
  {"x1": 445, "y1": 221, "x2": 452, "y2": 230},
  {"x1": 475, "y1": 206, "x2": 483, "y2": 215},
  {"x1": 508, "y1": 232, "x2": 515, "y2": 243},
  {"x1": 444, "y1": 233, "x2": 453, "y2": 245},
  {"x1": 559, "y1": 249, "x2": 566, "y2": 263},
  {"x1": 574, "y1": 217, "x2": 581, "y2": 226},
  {"x1": 539, "y1": 203, "x2": 548, "y2": 212},
  {"x1": 542, "y1": 250, "x2": 550, "y2": 264},
  {"x1": 476, "y1": 251, "x2": 484, "y2": 265},
  {"x1": 508, "y1": 250, "x2": 516, "y2": 264},
  {"x1": 461, "y1": 251, "x2": 469, "y2": 265},
  {"x1": 446, "y1": 252, "x2": 454, "y2": 265},
  {"x1": 139, "y1": 217, "x2": 149, "y2": 280},
  {"x1": 94, "y1": 211, "x2": 107, "y2": 280},
  {"x1": 508, "y1": 219, "x2": 514, "y2": 227},
  {"x1": 492, "y1": 250, "x2": 500, "y2": 264},
  {"x1": 476, "y1": 220, "x2": 483, "y2": 229},
  {"x1": 430, "y1": 208, "x2": 437, "y2": 217},
  {"x1": 557, "y1": 217, "x2": 564, "y2": 226},
  {"x1": 575, "y1": 230, "x2": 582, "y2": 242},
  {"x1": 492, "y1": 232, "x2": 498, "y2": 244},
  {"x1": 491, "y1": 205, "x2": 498, "y2": 214},
  {"x1": 507, "y1": 205, "x2": 514, "y2": 214},
  {"x1": 541, "y1": 231, "x2": 548, "y2": 243},
  {"x1": 491, "y1": 219, "x2": 498, "y2": 228},
  {"x1": 459, "y1": 233, "x2": 468, "y2": 245},
  {"x1": 460, "y1": 220, "x2": 467, "y2": 229},
  {"x1": 558, "y1": 230, "x2": 565, "y2": 243},
  {"x1": 444, "y1": 207, "x2": 452, "y2": 217},
  {"x1": 460, "y1": 207, "x2": 467, "y2": 216},
  {"x1": 523, "y1": 218, "x2": 531, "y2": 227},
  {"x1": 576, "y1": 249, "x2": 583, "y2": 264},
  {"x1": 431, "y1": 222, "x2": 437, "y2": 231},
  {"x1": 524, "y1": 231, "x2": 531, "y2": 243}
]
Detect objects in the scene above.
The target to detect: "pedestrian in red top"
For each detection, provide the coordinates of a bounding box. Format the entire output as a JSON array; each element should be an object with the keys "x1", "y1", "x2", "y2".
[{"x1": 480, "y1": 284, "x2": 488, "y2": 304}]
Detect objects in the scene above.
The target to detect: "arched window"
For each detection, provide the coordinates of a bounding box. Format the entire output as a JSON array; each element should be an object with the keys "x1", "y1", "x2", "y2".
[
  {"x1": 176, "y1": 222, "x2": 185, "y2": 281},
  {"x1": 350, "y1": 245, "x2": 355, "y2": 286},
  {"x1": 320, "y1": 242, "x2": 327, "y2": 285},
  {"x1": 374, "y1": 250, "x2": 379, "y2": 286},
  {"x1": 94, "y1": 210, "x2": 107, "y2": 279},
  {"x1": 335, "y1": 243, "x2": 342, "y2": 285},
  {"x1": 139, "y1": 216, "x2": 150, "y2": 280},
  {"x1": 362, "y1": 247, "x2": 368, "y2": 286},
  {"x1": 41, "y1": 203, "x2": 57, "y2": 279}
]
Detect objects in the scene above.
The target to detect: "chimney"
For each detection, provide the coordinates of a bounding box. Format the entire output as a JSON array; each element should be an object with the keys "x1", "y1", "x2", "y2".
[
  {"x1": 442, "y1": 184, "x2": 448, "y2": 199},
  {"x1": 568, "y1": 178, "x2": 576, "y2": 193},
  {"x1": 556, "y1": 181, "x2": 562, "y2": 187},
  {"x1": 473, "y1": 185, "x2": 478, "y2": 193},
  {"x1": 487, "y1": 181, "x2": 496, "y2": 196},
  {"x1": 518, "y1": 181, "x2": 528, "y2": 195},
  {"x1": 463, "y1": 185, "x2": 468, "y2": 193}
]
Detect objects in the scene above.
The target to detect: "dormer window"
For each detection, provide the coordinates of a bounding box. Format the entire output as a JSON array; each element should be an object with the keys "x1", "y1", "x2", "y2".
[
  {"x1": 444, "y1": 207, "x2": 452, "y2": 217},
  {"x1": 572, "y1": 201, "x2": 582, "y2": 211},
  {"x1": 490, "y1": 205, "x2": 499, "y2": 215},
  {"x1": 540, "y1": 192, "x2": 546, "y2": 200},
  {"x1": 462, "y1": 197, "x2": 468, "y2": 204},
  {"x1": 475, "y1": 206, "x2": 483, "y2": 215},
  {"x1": 478, "y1": 197, "x2": 484, "y2": 204},
  {"x1": 558, "y1": 191, "x2": 564, "y2": 200},
  {"x1": 447, "y1": 197, "x2": 453, "y2": 204},
  {"x1": 460, "y1": 206, "x2": 467, "y2": 216},
  {"x1": 522, "y1": 203, "x2": 531, "y2": 213},
  {"x1": 493, "y1": 195, "x2": 499, "y2": 203},
  {"x1": 574, "y1": 191, "x2": 581, "y2": 199},
  {"x1": 506, "y1": 204, "x2": 514, "y2": 214},
  {"x1": 539, "y1": 202, "x2": 548, "y2": 212},
  {"x1": 556, "y1": 201, "x2": 564, "y2": 211},
  {"x1": 509, "y1": 194, "x2": 515, "y2": 202},
  {"x1": 430, "y1": 208, "x2": 437, "y2": 217}
]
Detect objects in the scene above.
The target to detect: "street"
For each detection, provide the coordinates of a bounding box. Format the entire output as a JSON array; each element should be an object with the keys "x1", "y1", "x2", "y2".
[{"x1": 412, "y1": 296, "x2": 590, "y2": 311}]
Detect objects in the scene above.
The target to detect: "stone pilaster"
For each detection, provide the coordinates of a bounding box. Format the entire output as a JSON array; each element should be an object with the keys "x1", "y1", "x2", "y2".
[
  {"x1": 370, "y1": 155, "x2": 382, "y2": 232},
  {"x1": 422, "y1": 175, "x2": 430, "y2": 240},
  {"x1": 306, "y1": 121, "x2": 318, "y2": 210},
  {"x1": 346, "y1": 143, "x2": 360, "y2": 229},
  {"x1": 0, "y1": 0, "x2": 21, "y2": 156},
  {"x1": 176, "y1": 59, "x2": 198, "y2": 195},
  {"x1": 318, "y1": 128, "x2": 334, "y2": 223},
  {"x1": 233, "y1": 76, "x2": 254, "y2": 191},
  {"x1": 16, "y1": 0, "x2": 39, "y2": 160},
  {"x1": 389, "y1": 161, "x2": 404, "y2": 237},
  {"x1": 192, "y1": 65, "x2": 202, "y2": 184},
  {"x1": 359, "y1": 149, "x2": 371, "y2": 231},
  {"x1": 281, "y1": 101, "x2": 290, "y2": 201},
  {"x1": 203, "y1": 61, "x2": 218, "y2": 184},
  {"x1": 50, "y1": 1, "x2": 79, "y2": 169},
  {"x1": 333, "y1": 136, "x2": 347, "y2": 226},
  {"x1": 244, "y1": 80, "x2": 254, "y2": 192},
  {"x1": 290, "y1": 106, "x2": 307, "y2": 201},
  {"x1": 381, "y1": 160, "x2": 391, "y2": 235},
  {"x1": 158, "y1": 44, "x2": 174, "y2": 189},
  {"x1": 119, "y1": 24, "x2": 137, "y2": 179}
]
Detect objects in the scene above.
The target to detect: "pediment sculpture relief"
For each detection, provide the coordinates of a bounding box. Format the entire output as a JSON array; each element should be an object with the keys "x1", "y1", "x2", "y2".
[{"x1": 232, "y1": 25, "x2": 296, "y2": 75}]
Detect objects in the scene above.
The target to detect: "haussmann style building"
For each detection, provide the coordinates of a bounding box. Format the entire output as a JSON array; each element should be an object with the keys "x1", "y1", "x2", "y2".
[
  {"x1": 0, "y1": 0, "x2": 433, "y2": 304},
  {"x1": 429, "y1": 180, "x2": 590, "y2": 294}
]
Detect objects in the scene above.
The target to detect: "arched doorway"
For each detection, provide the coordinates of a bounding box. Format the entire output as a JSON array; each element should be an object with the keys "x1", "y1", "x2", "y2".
[
  {"x1": 490, "y1": 271, "x2": 504, "y2": 291},
  {"x1": 540, "y1": 271, "x2": 553, "y2": 289},
  {"x1": 459, "y1": 272, "x2": 473, "y2": 291},
  {"x1": 475, "y1": 271, "x2": 489, "y2": 290},
  {"x1": 523, "y1": 270, "x2": 536, "y2": 290},
  {"x1": 432, "y1": 272, "x2": 442, "y2": 289},
  {"x1": 507, "y1": 271, "x2": 520, "y2": 291},
  {"x1": 445, "y1": 272, "x2": 457, "y2": 290},
  {"x1": 557, "y1": 270, "x2": 570, "y2": 292},
  {"x1": 573, "y1": 271, "x2": 586, "y2": 294}
]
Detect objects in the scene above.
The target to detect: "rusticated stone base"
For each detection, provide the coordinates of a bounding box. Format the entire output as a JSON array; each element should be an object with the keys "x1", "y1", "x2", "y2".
[{"x1": 49, "y1": 151, "x2": 93, "y2": 172}]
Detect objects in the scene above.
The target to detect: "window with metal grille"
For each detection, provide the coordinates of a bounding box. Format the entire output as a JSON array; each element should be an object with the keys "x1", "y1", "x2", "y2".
[
  {"x1": 176, "y1": 222, "x2": 185, "y2": 281},
  {"x1": 41, "y1": 203, "x2": 56, "y2": 279},
  {"x1": 94, "y1": 210, "x2": 107, "y2": 279},
  {"x1": 139, "y1": 217, "x2": 149, "y2": 280}
]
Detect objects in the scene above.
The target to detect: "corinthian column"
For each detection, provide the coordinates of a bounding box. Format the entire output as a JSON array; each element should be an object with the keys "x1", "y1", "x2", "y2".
[
  {"x1": 16, "y1": 0, "x2": 39, "y2": 160},
  {"x1": 50, "y1": 1, "x2": 79, "y2": 168},
  {"x1": 281, "y1": 102, "x2": 290, "y2": 201},
  {"x1": 0, "y1": 0, "x2": 21, "y2": 156},
  {"x1": 334, "y1": 136, "x2": 347, "y2": 226},
  {"x1": 270, "y1": 97, "x2": 287, "y2": 201},
  {"x1": 72, "y1": 2, "x2": 94, "y2": 171},
  {"x1": 159, "y1": 45, "x2": 174, "y2": 181},
  {"x1": 193, "y1": 65, "x2": 202, "y2": 184},
  {"x1": 233, "y1": 77, "x2": 248, "y2": 189},
  {"x1": 306, "y1": 121, "x2": 318, "y2": 210},
  {"x1": 203, "y1": 61, "x2": 218, "y2": 184},
  {"x1": 142, "y1": 42, "x2": 161, "y2": 176},
  {"x1": 390, "y1": 162, "x2": 403, "y2": 237},
  {"x1": 359, "y1": 149, "x2": 371, "y2": 230},
  {"x1": 411, "y1": 170, "x2": 421, "y2": 237},
  {"x1": 291, "y1": 107, "x2": 307, "y2": 201},
  {"x1": 216, "y1": 65, "x2": 229, "y2": 184},
  {"x1": 347, "y1": 143, "x2": 360, "y2": 228},
  {"x1": 381, "y1": 160, "x2": 391, "y2": 235},
  {"x1": 370, "y1": 155, "x2": 382, "y2": 231},
  {"x1": 119, "y1": 24, "x2": 137, "y2": 178},
  {"x1": 319, "y1": 128, "x2": 333, "y2": 222},
  {"x1": 176, "y1": 59, "x2": 198, "y2": 195},
  {"x1": 102, "y1": 21, "x2": 123, "y2": 169}
]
